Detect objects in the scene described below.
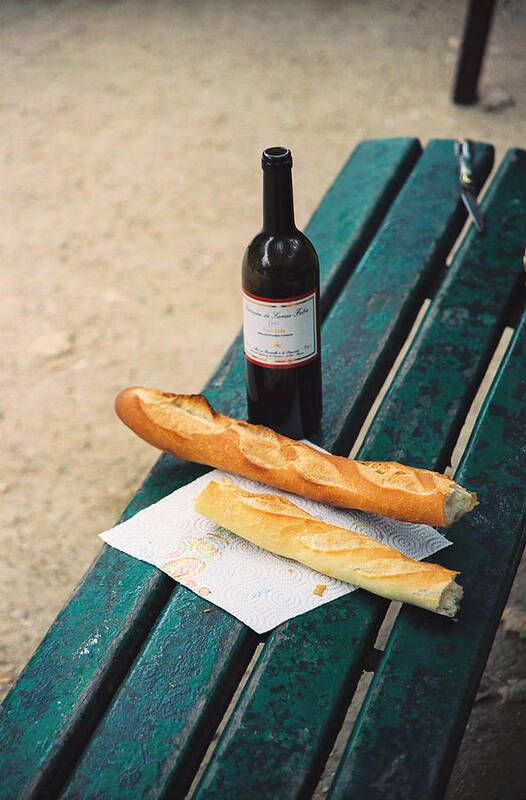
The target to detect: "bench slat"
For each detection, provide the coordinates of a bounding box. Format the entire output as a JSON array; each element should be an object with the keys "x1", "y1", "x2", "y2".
[
  {"x1": 187, "y1": 141, "x2": 499, "y2": 800},
  {"x1": 310, "y1": 138, "x2": 423, "y2": 319},
  {"x1": 314, "y1": 138, "x2": 494, "y2": 455},
  {"x1": 327, "y1": 296, "x2": 526, "y2": 791},
  {"x1": 363, "y1": 147, "x2": 526, "y2": 469},
  {"x1": 0, "y1": 138, "x2": 420, "y2": 800}
]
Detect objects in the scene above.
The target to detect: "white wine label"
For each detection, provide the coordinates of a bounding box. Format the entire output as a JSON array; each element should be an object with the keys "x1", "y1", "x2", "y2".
[{"x1": 242, "y1": 289, "x2": 318, "y2": 368}]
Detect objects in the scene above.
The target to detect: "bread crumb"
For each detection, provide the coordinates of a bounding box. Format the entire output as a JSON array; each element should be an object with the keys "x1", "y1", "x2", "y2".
[
  {"x1": 288, "y1": 568, "x2": 293, "y2": 573},
  {"x1": 203, "y1": 608, "x2": 211, "y2": 613},
  {"x1": 313, "y1": 584, "x2": 326, "y2": 597}
]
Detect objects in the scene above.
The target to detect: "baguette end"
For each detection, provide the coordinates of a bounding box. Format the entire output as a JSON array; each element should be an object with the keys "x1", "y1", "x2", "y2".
[
  {"x1": 443, "y1": 484, "x2": 478, "y2": 527},
  {"x1": 115, "y1": 386, "x2": 143, "y2": 429},
  {"x1": 436, "y1": 577, "x2": 463, "y2": 617},
  {"x1": 115, "y1": 387, "x2": 217, "y2": 429}
]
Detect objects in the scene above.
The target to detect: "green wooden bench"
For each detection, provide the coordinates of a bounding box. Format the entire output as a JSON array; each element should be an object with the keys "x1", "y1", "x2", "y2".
[{"x1": 1, "y1": 137, "x2": 525, "y2": 800}]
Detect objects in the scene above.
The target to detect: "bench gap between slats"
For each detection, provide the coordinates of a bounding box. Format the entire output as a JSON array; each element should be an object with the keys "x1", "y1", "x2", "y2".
[
  {"x1": 447, "y1": 324, "x2": 515, "y2": 475},
  {"x1": 310, "y1": 670, "x2": 375, "y2": 800},
  {"x1": 436, "y1": 293, "x2": 524, "y2": 472},
  {"x1": 443, "y1": 152, "x2": 496, "y2": 270},
  {"x1": 186, "y1": 641, "x2": 267, "y2": 798},
  {"x1": 348, "y1": 299, "x2": 431, "y2": 459},
  {"x1": 310, "y1": 598, "x2": 405, "y2": 800}
]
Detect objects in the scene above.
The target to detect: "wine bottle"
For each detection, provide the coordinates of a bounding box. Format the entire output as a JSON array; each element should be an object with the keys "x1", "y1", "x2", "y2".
[{"x1": 242, "y1": 146, "x2": 322, "y2": 439}]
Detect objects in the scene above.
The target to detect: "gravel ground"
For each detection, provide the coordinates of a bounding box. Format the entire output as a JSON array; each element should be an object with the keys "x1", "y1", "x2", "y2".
[{"x1": 1, "y1": 0, "x2": 525, "y2": 795}]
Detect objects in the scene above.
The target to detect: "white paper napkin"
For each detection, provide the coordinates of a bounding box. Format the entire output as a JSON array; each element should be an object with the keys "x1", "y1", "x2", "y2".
[{"x1": 100, "y1": 468, "x2": 451, "y2": 633}]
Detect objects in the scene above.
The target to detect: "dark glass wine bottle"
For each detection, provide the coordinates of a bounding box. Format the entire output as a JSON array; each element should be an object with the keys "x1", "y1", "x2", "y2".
[{"x1": 242, "y1": 146, "x2": 322, "y2": 439}]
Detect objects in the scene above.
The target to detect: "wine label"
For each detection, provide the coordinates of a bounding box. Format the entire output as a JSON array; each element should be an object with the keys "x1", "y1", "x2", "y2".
[{"x1": 242, "y1": 289, "x2": 318, "y2": 368}]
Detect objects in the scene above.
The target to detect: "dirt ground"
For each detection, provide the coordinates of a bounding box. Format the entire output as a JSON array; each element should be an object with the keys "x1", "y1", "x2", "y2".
[{"x1": 1, "y1": 0, "x2": 525, "y2": 795}]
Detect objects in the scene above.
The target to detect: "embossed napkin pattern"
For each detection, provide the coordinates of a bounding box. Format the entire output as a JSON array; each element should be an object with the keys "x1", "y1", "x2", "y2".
[{"x1": 100, "y1": 470, "x2": 451, "y2": 633}]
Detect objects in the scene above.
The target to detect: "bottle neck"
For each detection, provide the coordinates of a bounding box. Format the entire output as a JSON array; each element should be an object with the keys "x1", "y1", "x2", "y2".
[{"x1": 262, "y1": 166, "x2": 296, "y2": 234}]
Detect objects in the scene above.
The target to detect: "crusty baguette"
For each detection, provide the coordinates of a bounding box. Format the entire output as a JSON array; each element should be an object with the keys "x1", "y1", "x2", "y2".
[
  {"x1": 194, "y1": 479, "x2": 463, "y2": 617},
  {"x1": 115, "y1": 387, "x2": 477, "y2": 527}
]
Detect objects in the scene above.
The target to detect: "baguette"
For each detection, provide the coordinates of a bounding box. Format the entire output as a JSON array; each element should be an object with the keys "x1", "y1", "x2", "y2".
[
  {"x1": 194, "y1": 479, "x2": 463, "y2": 617},
  {"x1": 115, "y1": 387, "x2": 477, "y2": 527}
]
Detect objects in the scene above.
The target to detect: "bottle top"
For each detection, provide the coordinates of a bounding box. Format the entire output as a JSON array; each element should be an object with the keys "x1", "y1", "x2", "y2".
[{"x1": 261, "y1": 146, "x2": 293, "y2": 170}]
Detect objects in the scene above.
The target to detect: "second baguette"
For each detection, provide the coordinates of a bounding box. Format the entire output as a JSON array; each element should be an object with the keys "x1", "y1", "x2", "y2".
[{"x1": 194, "y1": 479, "x2": 462, "y2": 617}]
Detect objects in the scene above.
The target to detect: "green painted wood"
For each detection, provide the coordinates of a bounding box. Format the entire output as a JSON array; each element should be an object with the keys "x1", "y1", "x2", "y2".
[
  {"x1": 63, "y1": 597, "x2": 383, "y2": 800},
  {"x1": 310, "y1": 138, "x2": 423, "y2": 319},
  {"x1": 314, "y1": 138, "x2": 494, "y2": 456},
  {"x1": 0, "y1": 138, "x2": 419, "y2": 800},
  {"x1": 0, "y1": 474, "x2": 198, "y2": 800},
  {"x1": 362, "y1": 147, "x2": 526, "y2": 469},
  {"x1": 328, "y1": 306, "x2": 526, "y2": 800},
  {"x1": 192, "y1": 141, "x2": 497, "y2": 800},
  {"x1": 191, "y1": 600, "x2": 388, "y2": 800}
]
